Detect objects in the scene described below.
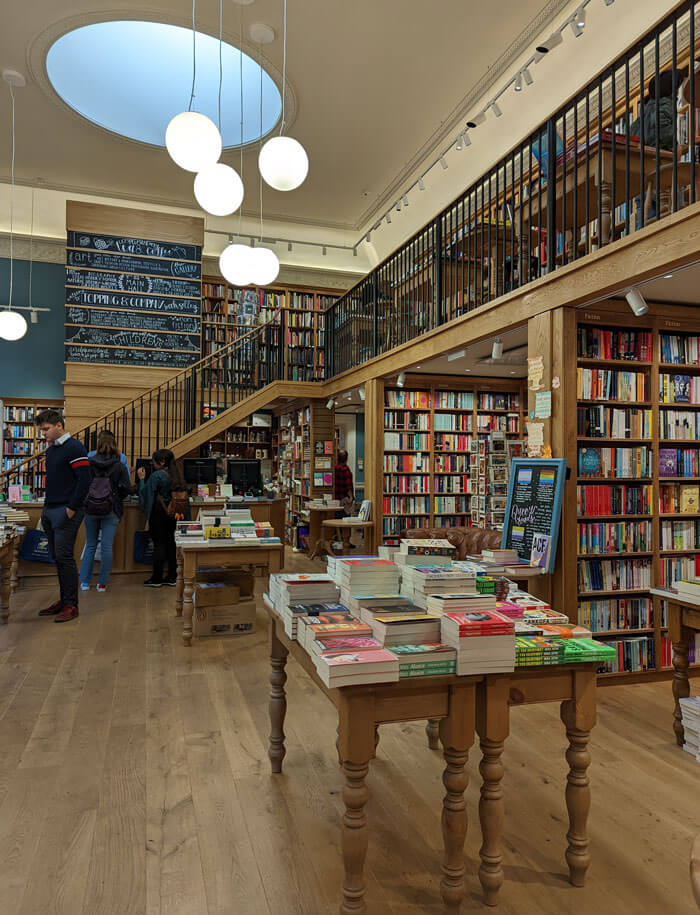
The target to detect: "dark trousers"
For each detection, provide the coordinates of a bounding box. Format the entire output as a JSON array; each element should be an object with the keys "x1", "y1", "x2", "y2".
[
  {"x1": 42, "y1": 505, "x2": 85, "y2": 608},
  {"x1": 149, "y1": 505, "x2": 176, "y2": 582}
]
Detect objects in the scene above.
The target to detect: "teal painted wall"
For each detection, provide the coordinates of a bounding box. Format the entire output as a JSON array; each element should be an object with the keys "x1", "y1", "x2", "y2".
[{"x1": 0, "y1": 258, "x2": 65, "y2": 400}]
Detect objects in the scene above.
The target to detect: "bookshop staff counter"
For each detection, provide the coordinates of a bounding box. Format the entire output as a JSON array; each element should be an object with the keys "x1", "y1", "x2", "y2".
[
  {"x1": 263, "y1": 598, "x2": 597, "y2": 914},
  {"x1": 13, "y1": 498, "x2": 285, "y2": 585}
]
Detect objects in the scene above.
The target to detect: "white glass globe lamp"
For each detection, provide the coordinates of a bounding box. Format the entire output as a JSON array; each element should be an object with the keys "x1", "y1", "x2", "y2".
[
  {"x1": 165, "y1": 111, "x2": 222, "y2": 173},
  {"x1": 0, "y1": 310, "x2": 28, "y2": 341},
  {"x1": 219, "y1": 243, "x2": 254, "y2": 287},
  {"x1": 258, "y1": 136, "x2": 308, "y2": 191},
  {"x1": 249, "y1": 246, "x2": 280, "y2": 285},
  {"x1": 194, "y1": 163, "x2": 244, "y2": 216}
]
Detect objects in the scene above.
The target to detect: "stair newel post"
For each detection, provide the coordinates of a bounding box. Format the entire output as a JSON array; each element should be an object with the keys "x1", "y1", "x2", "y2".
[
  {"x1": 155, "y1": 392, "x2": 161, "y2": 450},
  {"x1": 138, "y1": 397, "x2": 143, "y2": 462}
]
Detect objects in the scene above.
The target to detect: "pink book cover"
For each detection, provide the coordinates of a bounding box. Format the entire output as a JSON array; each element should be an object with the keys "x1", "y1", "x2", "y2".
[
  {"x1": 315, "y1": 636, "x2": 384, "y2": 651},
  {"x1": 320, "y1": 649, "x2": 399, "y2": 668}
]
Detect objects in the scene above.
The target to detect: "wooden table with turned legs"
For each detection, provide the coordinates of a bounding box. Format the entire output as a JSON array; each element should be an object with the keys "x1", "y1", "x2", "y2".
[{"x1": 0, "y1": 535, "x2": 20, "y2": 624}]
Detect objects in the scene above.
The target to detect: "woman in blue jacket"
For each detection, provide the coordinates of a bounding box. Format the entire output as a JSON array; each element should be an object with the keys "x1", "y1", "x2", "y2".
[{"x1": 137, "y1": 448, "x2": 182, "y2": 587}]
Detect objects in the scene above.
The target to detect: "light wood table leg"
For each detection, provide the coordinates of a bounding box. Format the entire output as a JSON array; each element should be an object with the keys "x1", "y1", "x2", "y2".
[
  {"x1": 670, "y1": 601, "x2": 690, "y2": 746},
  {"x1": 476, "y1": 676, "x2": 511, "y2": 906},
  {"x1": 268, "y1": 619, "x2": 288, "y2": 774},
  {"x1": 175, "y1": 548, "x2": 184, "y2": 617},
  {"x1": 600, "y1": 180, "x2": 612, "y2": 245},
  {"x1": 337, "y1": 694, "x2": 376, "y2": 915},
  {"x1": 438, "y1": 681, "x2": 476, "y2": 914},
  {"x1": 10, "y1": 539, "x2": 19, "y2": 593},
  {"x1": 0, "y1": 557, "x2": 10, "y2": 624},
  {"x1": 426, "y1": 718, "x2": 440, "y2": 750},
  {"x1": 560, "y1": 670, "x2": 596, "y2": 888},
  {"x1": 181, "y1": 553, "x2": 195, "y2": 646}
]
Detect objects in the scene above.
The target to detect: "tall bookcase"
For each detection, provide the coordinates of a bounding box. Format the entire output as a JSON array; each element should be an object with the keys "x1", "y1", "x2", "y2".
[
  {"x1": 565, "y1": 303, "x2": 700, "y2": 679},
  {"x1": 2, "y1": 397, "x2": 64, "y2": 499},
  {"x1": 381, "y1": 377, "x2": 526, "y2": 542}
]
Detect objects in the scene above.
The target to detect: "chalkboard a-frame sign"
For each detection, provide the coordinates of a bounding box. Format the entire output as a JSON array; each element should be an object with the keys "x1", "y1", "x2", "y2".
[{"x1": 500, "y1": 458, "x2": 567, "y2": 574}]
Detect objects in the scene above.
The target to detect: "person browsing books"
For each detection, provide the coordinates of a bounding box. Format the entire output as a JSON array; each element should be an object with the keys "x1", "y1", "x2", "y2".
[
  {"x1": 35, "y1": 409, "x2": 91, "y2": 622},
  {"x1": 334, "y1": 449, "x2": 354, "y2": 506},
  {"x1": 137, "y1": 448, "x2": 184, "y2": 587}
]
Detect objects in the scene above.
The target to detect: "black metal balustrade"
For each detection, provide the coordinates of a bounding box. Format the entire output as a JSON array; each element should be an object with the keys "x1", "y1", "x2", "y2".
[{"x1": 326, "y1": 0, "x2": 700, "y2": 375}]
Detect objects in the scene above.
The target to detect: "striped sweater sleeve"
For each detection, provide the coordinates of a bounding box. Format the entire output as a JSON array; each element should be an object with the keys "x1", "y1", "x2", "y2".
[{"x1": 68, "y1": 442, "x2": 92, "y2": 511}]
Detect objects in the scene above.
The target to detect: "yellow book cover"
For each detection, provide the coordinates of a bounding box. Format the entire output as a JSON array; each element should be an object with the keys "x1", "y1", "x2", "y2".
[{"x1": 680, "y1": 485, "x2": 700, "y2": 514}]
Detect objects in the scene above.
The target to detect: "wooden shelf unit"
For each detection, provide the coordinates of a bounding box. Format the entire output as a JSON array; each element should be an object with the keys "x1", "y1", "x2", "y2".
[
  {"x1": 199, "y1": 411, "x2": 274, "y2": 469},
  {"x1": 381, "y1": 375, "x2": 526, "y2": 542},
  {"x1": 565, "y1": 306, "x2": 700, "y2": 677},
  {"x1": 2, "y1": 397, "x2": 64, "y2": 499}
]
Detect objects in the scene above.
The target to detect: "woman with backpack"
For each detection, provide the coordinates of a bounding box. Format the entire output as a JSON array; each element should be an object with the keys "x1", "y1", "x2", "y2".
[
  {"x1": 80, "y1": 430, "x2": 131, "y2": 593},
  {"x1": 136, "y1": 448, "x2": 187, "y2": 588}
]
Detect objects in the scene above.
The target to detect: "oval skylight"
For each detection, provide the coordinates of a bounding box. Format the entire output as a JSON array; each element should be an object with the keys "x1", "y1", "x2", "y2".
[{"x1": 46, "y1": 21, "x2": 282, "y2": 148}]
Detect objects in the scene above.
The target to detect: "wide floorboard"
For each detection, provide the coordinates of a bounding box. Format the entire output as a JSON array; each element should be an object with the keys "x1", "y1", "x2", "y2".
[{"x1": 1, "y1": 552, "x2": 698, "y2": 914}]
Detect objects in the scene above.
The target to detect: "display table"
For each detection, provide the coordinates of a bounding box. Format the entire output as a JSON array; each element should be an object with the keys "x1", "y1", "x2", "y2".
[
  {"x1": 307, "y1": 506, "x2": 341, "y2": 559},
  {"x1": 651, "y1": 587, "x2": 700, "y2": 746},
  {"x1": 263, "y1": 598, "x2": 597, "y2": 913},
  {"x1": 176, "y1": 540, "x2": 284, "y2": 646},
  {"x1": 318, "y1": 518, "x2": 376, "y2": 557},
  {"x1": 0, "y1": 535, "x2": 20, "y2": 624}
]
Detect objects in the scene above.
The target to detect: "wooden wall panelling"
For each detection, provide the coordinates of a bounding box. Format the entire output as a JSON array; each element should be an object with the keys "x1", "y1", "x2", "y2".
[{"x1": 363, "y1": 378, "x2": 384, "y2": 551}]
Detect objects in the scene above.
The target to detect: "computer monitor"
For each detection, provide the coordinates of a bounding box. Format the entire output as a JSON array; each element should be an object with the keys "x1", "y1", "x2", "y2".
[
  {"x1": 226, "y1": 459, "x2": 262, "y2": 494},
  {"x1": 183, "y1": 457, "x2": 218, "y2": 485},
  {"x1": 135, "y1": 458, "x2": 152, "y2": 480}
]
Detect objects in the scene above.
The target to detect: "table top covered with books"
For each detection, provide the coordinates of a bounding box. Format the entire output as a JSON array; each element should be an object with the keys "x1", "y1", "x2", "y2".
[{"x1": 262, "y1": 537, "x2": 605, "y2": 913}]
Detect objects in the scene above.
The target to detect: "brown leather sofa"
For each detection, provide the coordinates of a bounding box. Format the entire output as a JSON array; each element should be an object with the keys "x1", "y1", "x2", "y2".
[{"x1": 400, "y1": 527, "x2": 502, "y2": 561}]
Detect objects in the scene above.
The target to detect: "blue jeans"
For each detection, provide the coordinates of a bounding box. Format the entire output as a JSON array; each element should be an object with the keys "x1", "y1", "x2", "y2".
[{"x1": 80, "y1": 511, "x2": 120, "y2": 586}]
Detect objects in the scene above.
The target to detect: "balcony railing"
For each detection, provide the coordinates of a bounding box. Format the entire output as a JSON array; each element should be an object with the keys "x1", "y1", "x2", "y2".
[{"x1": 326, "y1": 0, "x2": 700, "y2": 376}]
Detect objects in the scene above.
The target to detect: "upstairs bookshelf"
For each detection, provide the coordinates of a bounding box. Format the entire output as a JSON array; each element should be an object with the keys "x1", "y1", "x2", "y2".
[
  {"x1": 571, "y1": 307, "x2": 700, "y2": 679},
  {"x1": 1, "y1": 398, "x2": 64, "y2": 500},
  {"x1": 381, "y1": 377, "x2": 526, "y2": 542},
  {"x1": 201, "y1": 280, "x2": 336, "y2": 383}
]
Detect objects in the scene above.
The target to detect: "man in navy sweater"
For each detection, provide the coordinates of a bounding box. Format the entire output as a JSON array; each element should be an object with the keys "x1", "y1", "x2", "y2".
[{"x1": 36, "y1": 409, "x2": 91, "y2": 622}]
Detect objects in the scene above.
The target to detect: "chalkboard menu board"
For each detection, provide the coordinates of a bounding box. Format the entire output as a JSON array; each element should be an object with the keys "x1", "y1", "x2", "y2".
[
  {"x1": 500, "y1": 458, "x2": 567, "y2": 574},
  {"x1": 65, "y1": 229, "x2": 202, "y2": 369}
]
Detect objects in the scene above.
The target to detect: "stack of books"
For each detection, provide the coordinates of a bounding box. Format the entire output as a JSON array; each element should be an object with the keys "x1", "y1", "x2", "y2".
[
  {"x1": 326, "y1": 554, "x2": 377, "y2": 584},
  {"x1": 539, "y1": 623, "x2": 591, "y2": 639},
  {"x1": 679, "y1": 696, "x2": 700, "y2": 760},
  {"x1": 674, "y1": 578, "x2": 700, "y2": 602},
  {"x1": 284, "y1": 601, "x2": 348, "y2": 640},
  {"x1": 269, "y1": 573, "x2": 340, "y2": 637},
  {"x1": 298, "y1": 610, "x2": 373, "y2": 653},
  {"x1": 307, "y1": 633, "x2": 384, "y2": 658},
  {"x1": 346, "y1": 592, "x2": 405, "y2": 614},
  {"x1": 389, "y1": 642, "x2": 457, "y2": 678},
  {"x1": 359, "y1": 602, "x2": 442, "y2": 646},
  {"x1": 400, "y1": 565, "x2": 477, "y2": 608},
  {"x1": 492, "y1": 600, "x2": 526, "y2": 620},
  {"x1": 481, "y1": 548, "x2": 520, "y2": 564},
  {"x1": 440, "y1": 610, "x2": 515, "y2": 674},
  {"x1": 337, "y1": 559, "x2": 401, "y2": 605},
  {"x1": 515, "y1": 635, "x2": 565, "y2": 667},
  {"x1": 394, "y1": 539, "x2": 456, "y2": 568},
  {"x1": 314, "y1": 647, "x2": 399, "y2": 688},
  {"x1": 560, "y1": 638, "x2": 617, "y2": 664},
  {"x1": 426, "y1": 592, "x2": 497, "y2": 615}
]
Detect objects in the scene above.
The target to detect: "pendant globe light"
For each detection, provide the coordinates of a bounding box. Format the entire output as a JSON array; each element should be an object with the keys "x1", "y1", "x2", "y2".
[
  {"x1": 249, "y1": 245, "x2": 280, "y2": 285},
  {"x1": 0, "y1": 72, "x2": 27, "y2": 342},
  {"x1": 219, "y1": 242, "x2": 253, "y2": 286},
  {"x1": 258, "y1": 0, "x2": 308, "y2": 191},
  {"x1": 165, "y1": 0, "x2": 222, "y2": 172}
]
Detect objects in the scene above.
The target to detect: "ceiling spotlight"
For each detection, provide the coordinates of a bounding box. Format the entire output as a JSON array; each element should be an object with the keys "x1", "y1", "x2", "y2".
[
  {"x1": 522, "y1": 67, "x2": 533, "y2": 86},
  {"x1": 366, "y1": 232, "x2": 371, "y2": 243},
  {"x1": 515, "y1": 74, "x2": 522, "y2": 92},
  {"x1": 575, "y1": 7, "x2": 586, "y2": 27},
  {"x1": 447, "y1": 349, "x2": 466, "y2": 361},
  {"x1": 492, "y1": 338, "x2": 504, "y2": 359},
  {"x1": 570, "y1": 17, "x2": 584, "y2": 37},
  {"x1": 625, "y1": 288, "x2": 649, "y2": 317},
  {"x1": 456, "y1": 134, "x2": 464, "y2": 150},
  {"x1": 353, "y1": 247, "x2": 358, "y2": 257},
  {"x1": 288, "y1": 242, "x2": 292, "y2": 252},
  {"x1": 604, "y1": 0, "x2": 615, "y2": 5},
  {"x1": 358, "y1": 387, "x2": 366, "y2": 401},
  {"x1": 439, "y1": 156, "x2": 448, "y2": 170},
  {"x1": 535, "y1": 31, "x2": 563, "y2": 56},
  {"x1": 396, "y1": 372, "x2": 406, "y2": 387},
  {"x1": 491, "y1": 102, "x2": 502, "y2": 118},
  {"x1": 663, "y1": 273, "x2": 673, "y2": 279},
  {"x1": 402, "y1": 195, "x2": 409, "y2": 207},
  {"x1": 385, "y1": 213, "x2": 392, "y2": 224},
  {"x1": 418, "y1": 177, "x2": 425, "y2": 190},
  {"x1": 344, "y1": 391, "x2": 352, "y2": 401},
  {"x1": 466, "y1": 112, "x2": 486, "y2": 128},
  {"x1": 326, "y1": 398, "x2": 334, "y2": 410},
  {"x1": 30, "y1": 309, "x2": 38, "y2": 324},
  {"x1": 396, "y1": 201, "x2": 402, "y2": 212},
  {"x1": 322, "y1": 246, "x2": 327, "y2": 256},
  {"x1": 462, "y1": 131, "x2": 471, "y2": 147}
]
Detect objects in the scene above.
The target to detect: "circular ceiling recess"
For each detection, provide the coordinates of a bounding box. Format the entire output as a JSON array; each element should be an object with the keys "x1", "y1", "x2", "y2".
[{"x1": 46, "y1": 20, "x2": 282, "y2": 148}]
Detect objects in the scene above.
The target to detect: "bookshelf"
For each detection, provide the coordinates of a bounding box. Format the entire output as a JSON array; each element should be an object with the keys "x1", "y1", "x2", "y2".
[
  {"x1": 200, "y1": 411, "x2": 274, "y2": 477},
  {"x1": 1, "y1": 397, "x2": 64, "y2": 500},
  {"x1": 381, "y1": 377, "x2": 525, "y2": 542},
  {"x1": 569, "y1": 308, "x2": 700, "y2": 679}
]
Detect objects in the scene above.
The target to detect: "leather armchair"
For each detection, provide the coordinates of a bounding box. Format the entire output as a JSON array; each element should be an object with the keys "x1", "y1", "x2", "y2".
[{"x1": 400, "y1": 526, "x2": 502, "y2": 561}]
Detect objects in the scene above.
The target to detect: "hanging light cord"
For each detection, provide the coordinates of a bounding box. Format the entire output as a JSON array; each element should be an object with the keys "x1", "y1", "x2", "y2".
[
  {"x1": 259, "y1": 42, "x2": 264, "y2": 242},
  {"x1": 217, "y1": 0, "x2": 223, "y2": 131},
  {"x1": 238, "y1": 0, "x2": 244, "y2": 240},
  {"x1": 187, "y1": 0, "x2": 197, "y2": 111},
  {"x1": 28, "y1": 188, "x2": 34, "y2": 311},
  {"x1": 7, "y1": 82, "x2": 15, "y2": 311},
  {"x1": 279, "y1": 0, "x2": 286, "y2": 135}
]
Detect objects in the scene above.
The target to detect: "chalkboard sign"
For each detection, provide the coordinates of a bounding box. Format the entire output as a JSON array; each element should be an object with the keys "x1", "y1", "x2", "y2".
[
  {"x1": 66, "y1": 267, "x2": 200, "y2": 298},
  {"x1": 65, "y1": 307, "x2": 200, "y2": 334},
  {"x1": 67, "y1": 249, "x2": 201, "y2": 279},
  {"x1": 65, "y1": 345, "x2": 195, "y2": 368},
  {"x1": 500, "y1": 458, "x2": 567, "y2": 574},
  {"x1": 67, "y1": 230, "x2": 200, "y2": 262},
  {"x1": 65, "y1": 325, "x2": 200, "y2": 351},
  {"x1": 66, "y1": 288, "x2": 200, "y2": 315}
]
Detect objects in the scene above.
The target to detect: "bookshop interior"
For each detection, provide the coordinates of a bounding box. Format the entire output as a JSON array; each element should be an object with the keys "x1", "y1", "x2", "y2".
[{"x1": 4, "y1": 1, "x2": 700, "y2": 912}]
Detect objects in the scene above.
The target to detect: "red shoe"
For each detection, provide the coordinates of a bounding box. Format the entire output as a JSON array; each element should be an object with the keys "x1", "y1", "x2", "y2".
[
  {"x1": 54, "y1": 605, "x2": 79, "y2": 623},
  {"x1": 38, "y1": 600, "x2": 63, "y2": 617}
]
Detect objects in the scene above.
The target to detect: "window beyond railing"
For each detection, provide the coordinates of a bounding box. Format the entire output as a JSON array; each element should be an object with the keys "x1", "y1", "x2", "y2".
[{"x1": 326, "y1": 0, "x2": 700, "y2": 376}]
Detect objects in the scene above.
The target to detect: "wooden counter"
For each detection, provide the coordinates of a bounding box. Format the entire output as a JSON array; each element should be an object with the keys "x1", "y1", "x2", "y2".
[{"x1": 13, "y1": 498, "x2": 286, "y2": 585}]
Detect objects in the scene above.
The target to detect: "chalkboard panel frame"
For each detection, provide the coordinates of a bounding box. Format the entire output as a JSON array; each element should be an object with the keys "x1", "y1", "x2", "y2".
[
  {"x1": 65, "y1": 288, "x2": 201, "y2": 315},
  {"x1": 500, "y1": 458, "x2": 567, "y2": 574},
  {"x1": 67, "y1": 230, "x2": 201, "y2": 262}
]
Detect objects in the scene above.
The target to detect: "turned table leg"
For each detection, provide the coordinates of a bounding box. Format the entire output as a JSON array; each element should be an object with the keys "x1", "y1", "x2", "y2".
[
  {"x1": 10, "y1": 539, "x2": 19, "y2": 593},
  {"x1": 0, "y1": 558, "x2": 10, "y2": 624},
  {"x1": 438, "y1": 682, "x2": 476, "y2": 914},
  {"x1": 175, "y1": 549, "x2": 184, "y2": 617},
  {"x1": 672, "y1": 638, "x2": 690, "y2": 747},
  {"x1": 560, "y1": 671, "x2": 597, "y2": 888},
  {"x1": 269, "y1": 620, "x2": 289, "y2": 774},
  {"x1": 426, "y1": 718, "x2": 440, "y2": 750},
  {"x1": 181, "y1": 554, "x2": 195, "y2": 646}
]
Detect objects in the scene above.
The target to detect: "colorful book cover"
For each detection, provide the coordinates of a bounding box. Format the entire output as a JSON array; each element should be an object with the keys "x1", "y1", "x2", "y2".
[
  {"x1": 579, "y1": 448, "x2": 601, "y2": 476},
  {"x1": 680, "y1": 485, "x2": 700, "y2": 513},
  {"x1": 673, "y1": 375, "x2": 691, "y2": 403},
  {"x1": 659, "y1": 449, "x2": 678, "y2": 477}
]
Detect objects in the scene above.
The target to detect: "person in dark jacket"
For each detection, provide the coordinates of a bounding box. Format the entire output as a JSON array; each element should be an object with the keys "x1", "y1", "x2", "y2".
[
  {"x1": 80, "y1": 430, "x2": 131, "y2": 593},
  {"x1": 35, "y1": 408, "x2": 91, "y2": 622},
  {"x1": 137, "y1": 448, "x2": 182, "y2": 587}
]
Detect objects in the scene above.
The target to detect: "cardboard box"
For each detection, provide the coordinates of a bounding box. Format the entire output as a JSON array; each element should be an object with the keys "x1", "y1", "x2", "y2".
[
  {"x1": 194, "y1": 581, "x2": 241, "y2": 607},
  {"x1": 195, "y1": 567, "x2": 255, "y2": 597},
  {"x1": 192, "y1": 600, "x2": 257, "y2": 637}
]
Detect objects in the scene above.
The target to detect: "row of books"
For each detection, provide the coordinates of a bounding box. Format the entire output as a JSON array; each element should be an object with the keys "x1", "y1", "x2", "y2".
[
  {"x1": 577, "y1": 328, "x2": 652, "y2": 361},
  {"x1": 576, "y1": 484, "x2": 652, "y2": 517},
  {"x1": 434, "y1": 392, "x2": 474, "y2": 409},
  {"x1": 577, "y1": 521, "x2": 651, "y2": 554},
  {"x1": 577, "y1": 445, "x2": 651, "y2": 477},
  {"x1": 433, "y1": 474, "x2": 471, "y2": 493},
  {"x1": 577, "y1": 557, "x2": 651, "y2": 592},
  {"x1": 578, "y1": 597, "x2": 653, "y2": 632},
  {"x1": 477, "y1": 393, "x2": 520, "y2": 411},
  {"x1": 434, "y1": 413, "x2": 472, "y2": 431},
  {"x1": 383, "y1": 454, "x2": 429, "y2": 472},
  {"x1": 384, "y1": 474, "x2": 430, "y2": 494},
  {"x1": 660, "y1": 411, "x2": 700, "y2": 440},
  {"x1": 286, "y1": 310, "x2": 315, "y2": 328},
  {"x1": 659, "y1": 447, "x2": 700, "y2": 477},
  {"x1": 4, "y1": 442, "x2": 34, "y2": 456},
  {"x1": 597, "y1": 636, "x2": 662, "y2": 673},
  {"x1": 384, "y1": 410, "x2": 431, "y2": 430},
  {"x1": 384, "y1": 390, "x2": 431, "y2": 409},
  {"x1": 434, "y1": 455, "x2": 470, "y2": 473},
  {"x1": 659, "y1": 374, "x2": 700, "y2": 404},
  {"x1": 434, "y1": 433, "x2": 473, "y2": 451},
  {"x1": 477, "y1": 415, "x2": 519, "y2": 433},
  {"x1": 659, "y1": 483, "x2": 700, "y2": 514},
  {"x1": 576, "y1": 368, "x2": 648, "y2": 402},
  {"x1": 382, "y1": 495, "x2": 430, "y2": 515},
  {"x1": 660, "y1": 519, "x2": 700, "y2": 551},
  {"x1": 3, "y1": 407, "x2": 35, "y2": 422},
  {"x1": 383, "y1": 516, "x2": 429, "y2": 536},
  {"x1": 659, "y1": 555, "x2": 700, "y2": 588},
  {"x1": 383, "y1": 432, "x2": 430, "y2": 451},
  {"x1": 659, "y1": 333, "x2": 700, "y2": 365},
  {"x1": 433, "y1": 496, "x2": 470, "y2": 514},
  {"x1": 576, "y1": 405, "x2": 651, "y2": 439}
]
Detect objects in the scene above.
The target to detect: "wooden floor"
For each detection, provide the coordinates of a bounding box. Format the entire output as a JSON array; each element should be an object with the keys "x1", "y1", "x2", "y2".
[{"x1": 1, "y1": 551, "x2": 699, "y2": 915}]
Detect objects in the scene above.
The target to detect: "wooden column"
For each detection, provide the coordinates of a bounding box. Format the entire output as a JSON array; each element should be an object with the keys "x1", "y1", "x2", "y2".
[{"x1": 362, "y1": 378, "x2": 384, "y2": 550}]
